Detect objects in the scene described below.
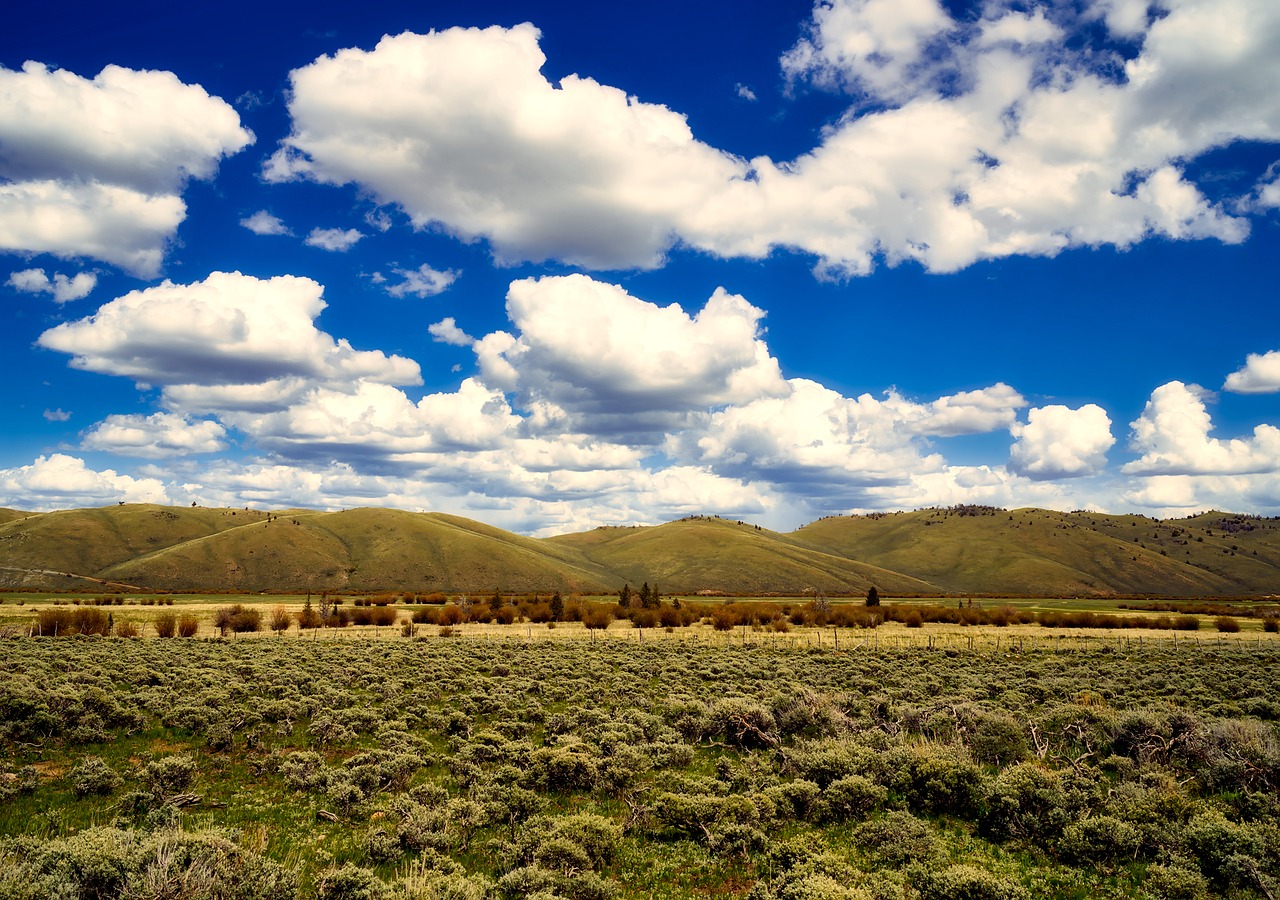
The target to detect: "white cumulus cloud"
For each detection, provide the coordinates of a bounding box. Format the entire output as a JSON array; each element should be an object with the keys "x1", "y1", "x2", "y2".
[
  {"x1": 1124, "y1": 381, "x2": 1280, "y2": 476},
  {"x1": 266, "y1": 24, "x2": 746, "y2": 270},
  {"x1": 475, "y1": 274, "x2": 787, "y2": 438},
  {"x1": 7, "y1": 267, "x2": 96, "y2": 302},
  {"x1": 37, "y1": 272, "x2": 421, "y2": 414},
  {"x1": 0, "y1": 62, "x2": 251, "y2": 276},
  {"x1": 1009, "y1": 404, "x2": 1115, "y2": 479},
  {"x1": 81, "y1": 412, "x2": 227, "y2": 458},
  {"x1": 1224, "y1": 349, "x2": 1280, "y2": 394},
  {"x1": 428, "y1": 317, "x2": 474, "y2": 346},
  {"x1": 240, "y1": 210, "x2": 291, "y2": 235},
  {"x1": 304, "y1": 227, "x2": 364, "y2": 251},
  {"x1": 0, "y1": 453, "x2": 170, "y2": 509},
  {"x1": 385, "y1": 264, "x2": 457, "y2": 297},
  {"x1": 263, "y1": 4, "x2": 1280, "y2": 277}
]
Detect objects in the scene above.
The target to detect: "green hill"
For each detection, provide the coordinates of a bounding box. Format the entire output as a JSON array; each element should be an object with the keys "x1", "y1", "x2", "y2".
[
  {"x1": 2, "y1": 503, "x2": 1278, "y2": 596},
  {"x1": 792, "y1": 507, "x2": 1280, "y2": 597},
  {"x1": 547, "y1": 515, "x2": 937, "y2": 595}
]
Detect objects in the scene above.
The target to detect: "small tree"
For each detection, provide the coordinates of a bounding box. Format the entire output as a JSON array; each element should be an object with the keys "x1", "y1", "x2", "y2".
[
  {"x1": 270, "y1": 605, "x2": 291, "y2": 635},
  {"x1": 298, "y1": 597, "x2": 321, "y2": 629},
  {"x1": 644, "y1": 584, "x2": 660, "y2": 610},
  {"x1": 638, "y1": 582, "x2": 652, "y2": 609},
  {"x1": 866, "y1": 586, "x2": 880, "y2": 607},
  {"x1": 550, "y1": 591, "x2": 565, "y2": 621},
  {"x1": 619, "y1": 584, "x2": 632, "y2": 609}
]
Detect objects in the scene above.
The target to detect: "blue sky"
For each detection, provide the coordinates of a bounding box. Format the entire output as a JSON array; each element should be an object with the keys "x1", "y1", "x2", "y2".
[{"x1": 2, "y1": 0, "x2": 1279, "y2": 534}]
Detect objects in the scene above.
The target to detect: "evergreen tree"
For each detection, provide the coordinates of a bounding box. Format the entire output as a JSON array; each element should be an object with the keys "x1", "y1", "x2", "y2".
[
  {"x1": 550, "y1": 591, "x2": 564, "y2": 621},
  {"x1": 619, "y1": 584, "x2": 632, "y2": 609},
  {"x1": 638, "y1": 582, "x2": 651, "y2": 608},
  {"x1": 866, "y1": 586, "x2": 880, "y2": 607},
  {"x1": 643, "y1": 583, "x2": 660, "y2": 609}
]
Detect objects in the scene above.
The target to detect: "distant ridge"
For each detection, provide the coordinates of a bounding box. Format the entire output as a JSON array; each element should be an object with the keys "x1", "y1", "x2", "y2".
[{"x1": 0, "y1": 503, "x2": 1277, "y2": 596}]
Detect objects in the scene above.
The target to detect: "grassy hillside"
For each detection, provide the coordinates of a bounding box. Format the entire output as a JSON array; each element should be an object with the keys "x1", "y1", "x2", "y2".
[
  {"x1": 3, "y1": 503, "x2": 1279, "y2": 595},
  {"x1": 0, "y1": 509, "x2": 29, "y2": 527},
  {"x1": 102, "y1": 508, "x2": 618, "y2": 593},
  {"x1": 0, "y1": 505, "x2": 262, "y2": 589},
  {"x1": 548, "y1": 515, "x2": 939, "y2": 595},
  {"x1": 793, "y1": 507, "x2": 1280, "y2": 596}
]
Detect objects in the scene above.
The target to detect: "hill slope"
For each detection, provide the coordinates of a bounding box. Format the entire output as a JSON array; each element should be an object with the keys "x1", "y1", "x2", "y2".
[
  {"x1": 792, "y1": 507, "x2": 1280, "y2": 596},
  {"x1": 547, "y1": 516, "x2": 937, "y2": 595},
  {"x1": 2, "y1": 503, "x2": 1279, "y2": 595}
]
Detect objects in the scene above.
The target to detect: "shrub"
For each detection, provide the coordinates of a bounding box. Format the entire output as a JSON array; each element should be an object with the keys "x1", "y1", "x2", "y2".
[
  {"x1": 982, "y1": 763, "x2": 1072, "y2": 843},
  {"x1": 903, "y1": 610, "x2": 924, "y2": 628},
  {"x1": 852, "y1": 811, "x2": 940, "y2": 868},
  {"x1": 139, "y1": 754, "x2": 198, "y2": 798},
  {"x1": 70, "y1": 756, "x2": 121, "y2": 798},
  {"x1": 1214, "y1": 616, "x2": 1241, "y2": 633},
  {"x1": 707, "y1": 698, "x2": 779, "y2": 749},
  {"x1": 213, "y1": 605, "x2": 261, "y2": 635},
  {"x1": 1172, "y1": 615, "x2": 1200, "y2": 631},
  {"x1": 1142, "y1": 863, "x2": 1211, "y2": 900},
  {"x1": 820, "y1": 775, "x2": 887, "y2": 822},
  {"x1": 114, "y1": 620, "x2": 140, "y2": 638},
  {"x1": 177, "y1": 614, "x2": 200, "y2": 637},
  {"x1": 1264, "y1": 617, "x2": 1279, "y2": 633},
  {"x1": 1182, "y1": 811, "x2": 1269, "y2": 893},
  {"x1": 581, "y1": 605, "x2": 614, "y2": 631},
  {"x1": 0, "y1": 827, "x2": 296, "y2": 900},
  {"x1": 913, "y1": 864, "x2": 1029, "y2": 900},
  {"x1": 315, "y1": 863, "x2": 390, "y2": 900},
  {"x1": 1061, "y1": 815, "x2": 1141, "y2": 867},
  {"x1": 970, "y1": 714, "x2": 1029, "y2": 767},
  {"x1": 881, "y1": 744, "x2": 985, "y2": 818},
  {"x1": 153, "y1": 611, "x2": 177, "y2": 638}
]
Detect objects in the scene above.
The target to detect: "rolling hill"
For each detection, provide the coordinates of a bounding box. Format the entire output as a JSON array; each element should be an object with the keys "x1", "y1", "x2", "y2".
[{"x1": 1, "y1": 503, "x2": 1278, "y2": 596}]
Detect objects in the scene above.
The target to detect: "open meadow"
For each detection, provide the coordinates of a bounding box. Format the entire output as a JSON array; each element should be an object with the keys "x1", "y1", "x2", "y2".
[{"x1": 2, "y1": 592, "x2": 1279, "y2": 899}]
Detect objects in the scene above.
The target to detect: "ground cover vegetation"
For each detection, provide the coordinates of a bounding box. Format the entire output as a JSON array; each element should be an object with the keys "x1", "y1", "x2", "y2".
[{"x1": 2, "y1": 634, "x2": 1279, "y2": 899}]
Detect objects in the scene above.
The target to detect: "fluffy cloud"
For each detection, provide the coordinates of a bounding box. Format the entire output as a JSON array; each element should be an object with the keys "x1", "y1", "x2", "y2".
[
  {"x1": 265, "y1": 4, "x2": 1280, "y2": 276},
  {"x1": 0, "y1": 62, "x2": 251, "y2": 275},
  {"x1": 676, "y1": 379, "x2": 942, "y2": 498},
  {"x1": 1224, "y1": 350, "x2": 1280, "y2": 394},
  {"x1": 780, "y1": 0, "x2": 955, "y2": 103},
  {"x1": 240, "y1": 210, "x2": 291, "y2": 235},
  {"x1": 43, "y1": 409, "x2": 71, "y2": 422},
  {"x1": 0, "y1": 453, "x2": 169, "y2": 509},
  {"x1": 228, "y1": 378, "x2": 519, "y2": 458},
  {"x1": 670, "y1": 377, "x2": 1026, "y2": 510},
  {"x1": 81, "y1": 412, "x2": 228, "y2": 458},
  {"x1": 1009, "y1": 404, "x2": 1114, "y2": 479},
  {"x1": 7, "y1": 267, "x2": 96, "y2": 302},
  {"x1": 385, "y1": 264, "x2": 457, "y2": 297},
  {"x1": 37, "y1": 272, "x2": 421, "y2": 413},
  {"x1": 907, "y1": 383, "x2": 1025, "y2": 436},
  {"x1": 304, "y1": 227, "x2": 363, "y2": 251},
  {"x1": 1124, "y1": 381, "x2": 1280, "y2": 475},
  {"x1": 475, "y1": 275, "x2": 786, "y2": 438},
  {"x1": 428, "y1": 317, "x2": 473, "y2": 346},
  {"x1": 0, "y1": 181, "x2": 186, "y2": 276},
  {"x1": 266, "y1": 24, "x2": 746, "y2": 269},
  {"x1": 1123, "y1": 472, "x2": 1280, "y2": 517}
]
